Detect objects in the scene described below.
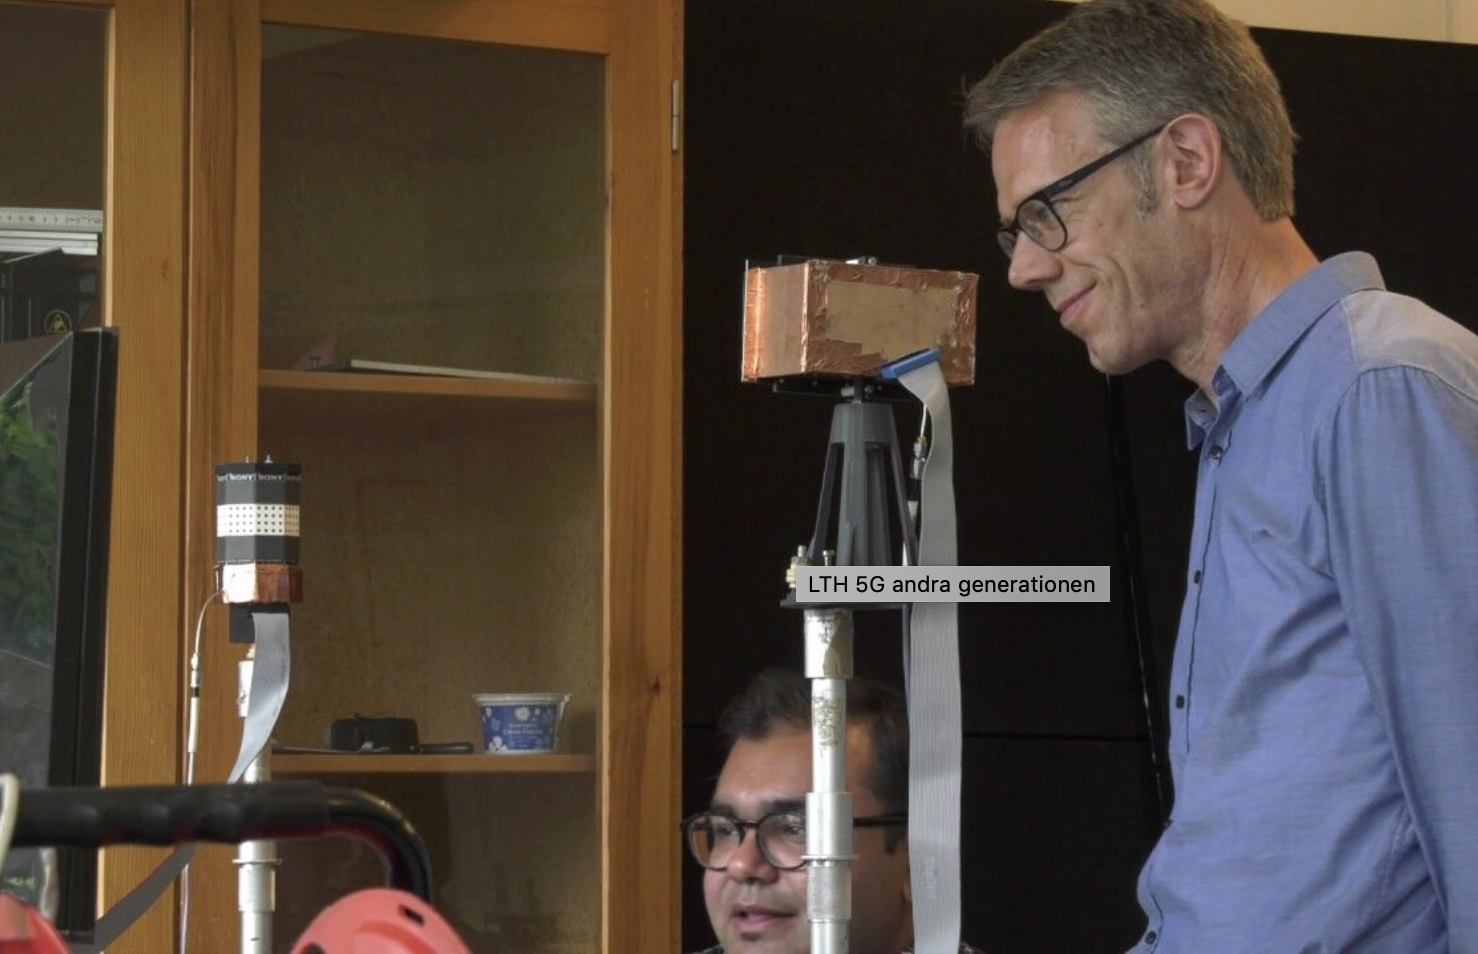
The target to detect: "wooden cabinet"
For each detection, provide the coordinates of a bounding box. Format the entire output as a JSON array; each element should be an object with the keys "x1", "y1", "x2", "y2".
[
  {"x1": 184, "y1": 2, "x2": 680, "y2": 951},
  {"x1": 0, "y1": 2, "x2": 675, "y2": 951}
]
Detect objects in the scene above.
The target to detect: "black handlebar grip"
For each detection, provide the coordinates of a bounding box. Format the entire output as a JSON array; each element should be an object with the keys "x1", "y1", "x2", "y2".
[{"x1": 11, "y1": 781, "x2": 331, "y2": 849}]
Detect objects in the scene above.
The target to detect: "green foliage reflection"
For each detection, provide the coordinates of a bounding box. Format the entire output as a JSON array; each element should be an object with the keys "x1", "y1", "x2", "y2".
[{"x1": 0, "y1": 379, "x2": 60, "y2": 662}]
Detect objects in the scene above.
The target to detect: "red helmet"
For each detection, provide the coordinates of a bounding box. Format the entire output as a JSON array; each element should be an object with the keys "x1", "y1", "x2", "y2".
[
  {"x1": 289, "y1": 889, "x2": 471, "y2": 954},
  {"x1": 0, "y1": 896, "x2": 69, "y2": 954}
]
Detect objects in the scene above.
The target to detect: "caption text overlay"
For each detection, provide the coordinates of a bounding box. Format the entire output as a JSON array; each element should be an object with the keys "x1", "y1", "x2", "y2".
[{"x1": 794, "y1": 565, "x2": 1110, "y2": 603}]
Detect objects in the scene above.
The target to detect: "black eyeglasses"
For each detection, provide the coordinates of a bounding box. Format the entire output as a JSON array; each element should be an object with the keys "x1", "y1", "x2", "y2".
[
  {"x1": 680, "y1": 810, "x2": 908, "y2": 871},
  {"x1": 997, "y1": 124, "x2": 1166, "y2": 260}
]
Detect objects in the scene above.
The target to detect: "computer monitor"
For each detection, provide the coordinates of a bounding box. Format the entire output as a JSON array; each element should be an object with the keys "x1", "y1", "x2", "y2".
[{"x1": 0, "y1": 328, "x2": 117, "y2": 935}]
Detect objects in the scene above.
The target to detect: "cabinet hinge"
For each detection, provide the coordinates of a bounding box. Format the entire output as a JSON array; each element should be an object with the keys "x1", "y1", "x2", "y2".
[{"x1": 671, "y1": 79, "x2": 681, "y2": 153}]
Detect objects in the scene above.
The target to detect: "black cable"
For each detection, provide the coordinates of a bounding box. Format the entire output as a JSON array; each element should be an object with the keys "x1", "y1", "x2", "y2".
[
  {"x1": 1103, "y1": 374, "x2": 1173, "y2": 825},
  {"x1": 322, "y1": 787, "x2": 433, "y2": 901}
]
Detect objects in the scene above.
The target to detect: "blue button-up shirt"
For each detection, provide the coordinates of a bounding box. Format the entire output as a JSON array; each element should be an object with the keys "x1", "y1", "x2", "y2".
[{"x1": 1132, "y1": 253, "x2": 1478, "y2": 953}]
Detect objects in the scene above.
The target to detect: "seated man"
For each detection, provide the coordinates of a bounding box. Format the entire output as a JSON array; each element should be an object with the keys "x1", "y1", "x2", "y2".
[{"x1": 685, "y1": 669, "x2": 980, "y2": 954}]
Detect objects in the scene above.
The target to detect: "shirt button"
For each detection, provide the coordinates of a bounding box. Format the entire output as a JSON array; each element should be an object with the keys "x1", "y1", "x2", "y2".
[
  {"x1": 1145, "y1": 930, "x2": 1158, "y2": 944},
  {"x1": 1209, "y1": 445, "x2": 1224, "y2": 460},
  {"x1": 1192, "y1": 570, "x2": 1202, "y2": 584},
  {"x1": 1175, "y1": 695, "x2": 1186, "y2": 709}
]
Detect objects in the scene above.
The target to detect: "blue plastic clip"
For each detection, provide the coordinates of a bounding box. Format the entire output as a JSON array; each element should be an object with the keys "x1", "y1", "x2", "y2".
[{"x1": 879, "y1": 349, "x2": 941, "y2": 381}]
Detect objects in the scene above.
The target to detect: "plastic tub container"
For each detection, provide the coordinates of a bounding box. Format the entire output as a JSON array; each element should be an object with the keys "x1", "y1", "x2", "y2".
[{"x1": 473, "y1": 693, "x2": 570, "y2": 754}]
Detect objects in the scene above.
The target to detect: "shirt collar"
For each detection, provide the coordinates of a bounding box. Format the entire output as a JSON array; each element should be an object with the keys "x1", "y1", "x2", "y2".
[{"x1": 1182, "y1": 252, "x2": 1385, "y2": 448}]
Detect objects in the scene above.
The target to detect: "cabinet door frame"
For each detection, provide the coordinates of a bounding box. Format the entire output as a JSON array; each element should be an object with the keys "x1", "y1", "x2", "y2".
[
  {"x1": 605, "y1": 5, "x2": 683, "y2": 951},
  {"x1": 184, "y1": 1, "x2": 681, "y2": 951}
]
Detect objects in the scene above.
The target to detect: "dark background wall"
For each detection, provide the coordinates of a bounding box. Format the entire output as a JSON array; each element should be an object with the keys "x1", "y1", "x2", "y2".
[{"x1": 681, "y1": 3, "x2": 1478, "y2": 951}]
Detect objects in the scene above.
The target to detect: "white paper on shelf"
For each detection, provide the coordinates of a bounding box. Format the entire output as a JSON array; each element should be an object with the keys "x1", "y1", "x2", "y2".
[{"x1": 316, "y1": 357, "x2": 594, "y2": 389}]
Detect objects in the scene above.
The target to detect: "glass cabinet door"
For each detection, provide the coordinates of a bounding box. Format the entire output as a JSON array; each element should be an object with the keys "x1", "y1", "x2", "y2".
[
  {"x1": 257, "y1": 27, "x2": 605, "y2": 952},
  {"x1": 0, "y1": 3, "x2": 105, "y2": 340},
  {"x1": 0, "y1": 3, "x2": 188, "y2": 950}
]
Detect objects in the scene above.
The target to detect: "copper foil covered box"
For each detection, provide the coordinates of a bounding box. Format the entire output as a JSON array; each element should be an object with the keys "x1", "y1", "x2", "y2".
[{"x1": 742, "y1": 259, "x2": 978, "y2": 385}]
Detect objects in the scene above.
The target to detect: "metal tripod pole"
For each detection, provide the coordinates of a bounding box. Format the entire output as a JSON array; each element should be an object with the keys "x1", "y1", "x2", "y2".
[
  {"x1": 236, "y1": 647, "x2": 277, "y2": 954},
  {"x1": 804, "y1": 607, "x2": 854, "y2": 954},
  {"x1": 792, "y1": 384, "x2": 915, "y2": 953}
]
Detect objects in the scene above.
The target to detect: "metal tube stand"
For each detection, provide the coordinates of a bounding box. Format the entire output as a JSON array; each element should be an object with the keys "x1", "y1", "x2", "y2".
[
  {"x1": 805, "y1": 608, "x2": 854, "y2": 954},
  {"x1": 791, "y1": 384, "x2": 916, "y2": 953},
  {"x1": 235, "y1": 647, "x2": 277, "y2": 954}
]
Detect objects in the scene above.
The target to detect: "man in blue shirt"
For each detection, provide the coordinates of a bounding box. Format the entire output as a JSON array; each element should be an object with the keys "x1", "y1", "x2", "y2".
[{"x1": 964, "y1": 0, "x2": 1478, "y2": 950}]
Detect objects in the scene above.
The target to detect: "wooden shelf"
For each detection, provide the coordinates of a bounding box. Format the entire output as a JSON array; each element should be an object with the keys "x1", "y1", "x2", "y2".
[
  {"x1": 258, "y1": 368, "x2": 596, "y2": 437},
  {"x1": 272, "y1": 752, "x2": 597, "y2": 775}
]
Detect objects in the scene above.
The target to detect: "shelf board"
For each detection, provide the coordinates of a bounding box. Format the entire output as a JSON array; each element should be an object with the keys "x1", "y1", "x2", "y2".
[
  {"x1": 272, "y1": 752, "x2": 597, "y2": 775},
  {"x1": 259, "y1": 368, "x2": 596, "y2": 437}
]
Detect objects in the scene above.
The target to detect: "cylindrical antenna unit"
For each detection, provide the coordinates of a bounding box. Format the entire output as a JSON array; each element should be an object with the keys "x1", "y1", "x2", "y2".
[{"x1": 215, "y1": 461, "x2": 303, "y2": 607}]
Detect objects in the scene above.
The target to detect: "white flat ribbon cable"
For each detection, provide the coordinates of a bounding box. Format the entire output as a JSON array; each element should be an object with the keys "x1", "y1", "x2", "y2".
[
  {"x1": 888, "y1": 353, "x2": 962, "y2": 954},
  {"x1": 73, "y1": 610, "x2": 291, "y2": 953}
]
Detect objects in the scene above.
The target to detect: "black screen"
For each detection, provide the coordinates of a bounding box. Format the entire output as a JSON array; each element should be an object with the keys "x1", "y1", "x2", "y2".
[{"x1": 0, "y1": 328, "x2": 117, "y2": 934}]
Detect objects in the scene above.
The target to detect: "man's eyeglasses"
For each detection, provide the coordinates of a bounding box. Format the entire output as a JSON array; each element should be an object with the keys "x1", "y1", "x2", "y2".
[
  {"x1": 681, "y1": 810, "x2": 908, "y2": 872},
  {"x1": 997, "y1": 124, "x2": 1166, "y2": 260}
]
